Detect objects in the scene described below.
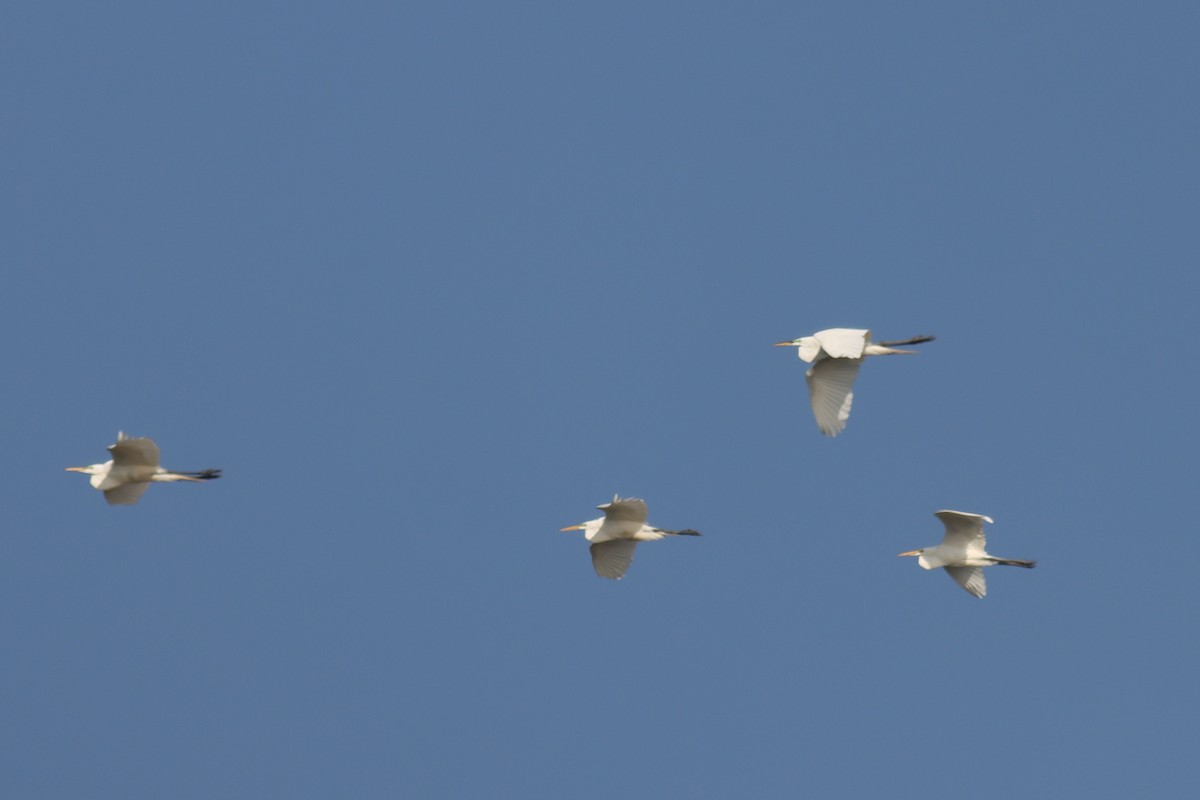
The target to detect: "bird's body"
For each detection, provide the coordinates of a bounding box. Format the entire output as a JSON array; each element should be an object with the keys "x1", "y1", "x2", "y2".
[
  {"x1": 560, "y1": 495, "x2": 700, "y2": 579},
  {"x1": 899, "y1": 510, "x2": 1035, "y2": 598},
  {"x1": 773, "y1": 328, "x2": 933, "y2": 436},
  {"x1": 66, "y1": 432, "x2": 222, "y2": 505}
]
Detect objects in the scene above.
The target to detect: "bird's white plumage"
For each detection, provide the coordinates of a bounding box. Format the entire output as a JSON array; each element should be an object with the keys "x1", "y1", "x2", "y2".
[
  {"x1": 944, "y1": 566, "x2": 987, "y2": 598},
  {"x1": 561, "y1": 494, "x2": 700, "y2": 580},
  {"x1": 102, "y1": 481, "x2": 151, "y2": 506},
  {"x1": 899, "y1": 509, "x2": 1034, "y2": 598},
  {"x1": 590, "y1": 540, "x2": 639, "y2": 580},
  {"x1": 108, "y1": 432, "x2": 161, "y2": 468},
  {"x1": 777, "y1": 327, "x2": 930, "y2": 437},
  {"x1": 67, "y1": 432, "x2": 221, "y2": 505},
  {"x1": 598, "y1": 496, "x2": 648, "y2": 525},
  {"x1": 807, "y1": 328, "x2": 870, "y2": 361},
  {"x1": 805, "y1": 357, "x2": 862, "y2": 437},
  {"x1": 934, "y1": 509, "x2": 993, "y2": 550}
]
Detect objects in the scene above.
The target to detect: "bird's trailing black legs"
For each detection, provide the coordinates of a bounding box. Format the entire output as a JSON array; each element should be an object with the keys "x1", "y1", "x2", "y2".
[
  {"x1": 990, "y1": 558, "x2": 1036, "y2": 568},
  {"x1": 877, "y1": 335, "x2": 936, "y2": 347},
  {"x1": 174, "y1": 469, "x2": 223, "y2": 481}
]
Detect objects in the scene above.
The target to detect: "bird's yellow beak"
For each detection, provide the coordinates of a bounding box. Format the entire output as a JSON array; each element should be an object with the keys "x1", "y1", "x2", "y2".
[
  {"x1": 897, "y1": 550, "x2": 922, "y2": 557},
  {"x1": 772, "y1": 341, "x2": 796, "y2": 347},
  {"x1": 65, "y1": 467, "x2": 87, "y2": 473},
  {"x1": 560, "y1": 524, "x2": 584, "y2": 532}
]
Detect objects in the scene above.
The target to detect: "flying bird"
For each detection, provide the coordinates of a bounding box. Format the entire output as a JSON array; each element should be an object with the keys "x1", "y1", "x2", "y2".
[
  {"x1": 773, "y1": 328, "x2": 934, "y2": 436},
  {"x1": 560, "y1": 495, "x2": 700, "y2": 579},
  {"x1": 66, "y1": 431, "x2": 222, "y2": 505},
  {"x1": 898, "y1": 510, "x2": 1035, "y2": 598}
]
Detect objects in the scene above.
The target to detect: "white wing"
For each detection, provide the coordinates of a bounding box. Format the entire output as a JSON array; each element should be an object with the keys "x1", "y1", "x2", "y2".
[
  {"x1": 108, "y1": 433, "x2": 160, "y2": 468},
  {"x1": 944, "y1": 566, "x2": 986, "y2": 598},
  {"x1": 935, "y1": 510, "x2": 992, "y2": 550},
  {"x1": 590, "y1": 540, "x2": 638, "y2": 579},
  {"x1": 104, "y1": 482, "x2": 150, "y2": 505},
  {"x1": 805, "y1": 358, "x2": 862, "y2": 436},
  {"x1": 598, "y1": 496, "x2": 648, "y2": 524},
  {"x1": 812, "y1": 328, "x2": 869, "y2": 359}
]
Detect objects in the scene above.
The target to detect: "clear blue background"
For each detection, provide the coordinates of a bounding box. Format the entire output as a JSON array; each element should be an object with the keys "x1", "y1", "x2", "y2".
[{"x1": 3, "y1": 2, "x2": 1197, "y2": 797}]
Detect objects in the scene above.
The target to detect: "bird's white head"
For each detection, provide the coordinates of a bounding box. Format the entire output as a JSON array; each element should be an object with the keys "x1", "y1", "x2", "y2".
[
  {"x1": 559, "y1": 519, "x2": 602, "y2": 538},
  {"x1": 897, "y1": 548, "x2": 936, "y2": 570},
  {"x1": 772, "y1": 335, "x2": 823, "y2": 363}
]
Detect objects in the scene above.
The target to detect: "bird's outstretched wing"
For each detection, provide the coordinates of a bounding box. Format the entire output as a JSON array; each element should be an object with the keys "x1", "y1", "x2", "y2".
[
  {"x1": 805, "y1": 358, "x2": 862, "y2": 436},
  {"x1": 108, "y1": 432, "x2": 160, "y2": 467},
  {"x1": 590, "y1": 540, "x2": 638, "y2": 580},
  {"x1": 934, "y1": 510, "x2": 992, "y2": 550},
  {"x1": 598, "y1": 495, "x2": 648, "y2": 524},
  {"x1": 104, "y1": 482, "x2": 150, "y2": 506},
  {"x1": 812, "y1": 328, "x2": 869, "y2": 359},
  {"x1": 944, "y1": 566, "x2": 986, "y2": 598}
]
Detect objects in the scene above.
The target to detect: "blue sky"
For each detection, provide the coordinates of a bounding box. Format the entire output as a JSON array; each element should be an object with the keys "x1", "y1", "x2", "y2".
[{"x1": 3, "y1": 2, "x2": 1198, "y2": 797}]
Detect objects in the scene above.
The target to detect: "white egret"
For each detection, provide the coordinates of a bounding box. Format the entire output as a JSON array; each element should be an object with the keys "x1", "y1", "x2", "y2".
[
  {"x1": 773, "y1": 328, "x2": 934, "y2": 436},
  {"x1": 560, "y1": 495, "x2": 700, "y2": 579},
  {"x1": 66, "y1": 431, "x2": 222, "y2": 505},
  {"x1": 898, "y1": 510, "x2": 1035, "y2": 598}
]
